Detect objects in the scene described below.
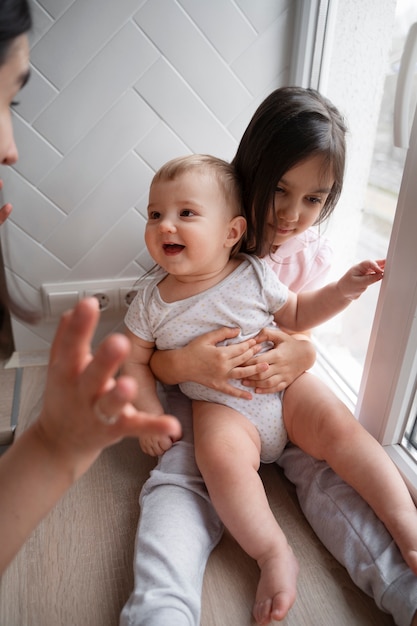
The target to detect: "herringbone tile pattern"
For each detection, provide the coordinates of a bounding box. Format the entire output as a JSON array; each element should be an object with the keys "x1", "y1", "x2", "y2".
[{"x1": 2, "y1": 0, "x2": 295, "y2": 351}]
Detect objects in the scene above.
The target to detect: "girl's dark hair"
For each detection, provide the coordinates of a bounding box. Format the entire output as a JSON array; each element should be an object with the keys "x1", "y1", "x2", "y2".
[
  {"x1": 232, "y1": 86, "x2": 347, "y2": 257},
  {"x1": 0, "y1": 0, "x2": 32, "y2": 65},
  {"x1": 0, "y1": 0, "x2": 37, "y2": 328}
]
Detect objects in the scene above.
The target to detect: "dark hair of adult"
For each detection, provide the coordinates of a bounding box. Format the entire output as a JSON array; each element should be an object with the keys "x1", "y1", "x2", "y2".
[
  {"x1": 0, "y1": 0, "x2": 32, "y2": 64},
  {"x1": 233, "y1": 86, "x2": 347, "y2": 257}
]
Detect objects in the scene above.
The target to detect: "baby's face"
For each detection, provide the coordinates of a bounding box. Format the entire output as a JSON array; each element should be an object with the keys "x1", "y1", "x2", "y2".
[{"x1": 145, "y1": 170, "x2": 242, "y2": 278}]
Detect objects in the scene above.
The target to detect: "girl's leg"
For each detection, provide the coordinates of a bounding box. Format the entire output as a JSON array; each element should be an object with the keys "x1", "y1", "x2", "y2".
[
  {"x1": 193, "y1": 401, "x2": 299, "y2": 625},
  {"x1": 282, "y1": 372, "x2": 417, "y2": 576},
  {"x1": 278, "y1": 444, "x2": 417, "y2": 626}
]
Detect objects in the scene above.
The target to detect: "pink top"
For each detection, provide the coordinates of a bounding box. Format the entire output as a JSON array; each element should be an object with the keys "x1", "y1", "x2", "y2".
[{"x1": 263, "y1": 228, "x2": 333, "y2": 293}]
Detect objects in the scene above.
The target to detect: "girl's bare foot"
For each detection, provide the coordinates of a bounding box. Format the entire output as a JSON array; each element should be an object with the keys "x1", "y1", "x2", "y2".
[{"x1": 253, "y1": 543, "x2": 299, "y2": 624}]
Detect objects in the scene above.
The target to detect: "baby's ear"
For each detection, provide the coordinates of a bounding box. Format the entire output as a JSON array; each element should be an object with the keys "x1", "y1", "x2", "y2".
[{"x1": 226, "y1": 215, "x2": 247, "y2": 248}]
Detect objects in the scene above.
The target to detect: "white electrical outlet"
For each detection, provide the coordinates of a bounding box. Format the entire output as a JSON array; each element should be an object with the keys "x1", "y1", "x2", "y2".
[
  {"x1": 84, "y1": 287, "x2": 117, "y2": 312},
  {"x1": 41, "y1": 279, "x2": 138, "y2": 318},
  {"x1": 119, "y1": 287, "x2": 138, "y2": 307}
]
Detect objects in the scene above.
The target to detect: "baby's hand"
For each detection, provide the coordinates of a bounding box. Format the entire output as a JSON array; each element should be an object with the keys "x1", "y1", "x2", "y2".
[
  {"x1": 139, "y1": 432, "x2": 177, "y2": 456},
  {"x1": 337, "y1": 259, "x2": 385, "y2": 300}
]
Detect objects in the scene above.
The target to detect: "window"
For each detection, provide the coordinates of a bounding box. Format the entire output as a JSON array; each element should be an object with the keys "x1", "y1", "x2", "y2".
[
  {"x1": 313, "y1": 0, "x2": 417, "y2": 399},
  {"x1": 305, "y1": 1, "x2": 417, "y2": 498}
]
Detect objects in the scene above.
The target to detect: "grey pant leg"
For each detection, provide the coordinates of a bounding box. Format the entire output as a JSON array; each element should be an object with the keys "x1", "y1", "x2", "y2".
[
  {"x1": 120, "y1": 386, "x2": 223, "y2": 626},
  {"x1": 278, "y1": 444, "x2": 417, "y2": 626}
]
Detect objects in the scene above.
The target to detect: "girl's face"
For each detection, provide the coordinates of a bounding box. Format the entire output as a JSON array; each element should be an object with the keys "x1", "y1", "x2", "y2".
[
  {"x1": 0, "y1": 34, "x2": 30, "y2": 165},
  {"x1": 266, "y1": 155, "x2": 334, "y2": 251}
]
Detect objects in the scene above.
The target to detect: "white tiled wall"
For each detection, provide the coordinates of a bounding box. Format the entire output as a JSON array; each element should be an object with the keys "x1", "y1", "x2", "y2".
[{"x1": 3, "y1": 0, "x2": 295, "y2": 350}]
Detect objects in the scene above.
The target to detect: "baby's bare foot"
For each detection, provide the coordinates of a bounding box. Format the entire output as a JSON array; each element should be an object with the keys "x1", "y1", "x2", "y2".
[
  {"x1": 253, "y1": 544, "x2": 299, "y2": 624},
  {"x1": 139, "y1": 433, "x2": 174, "y2": 456}
]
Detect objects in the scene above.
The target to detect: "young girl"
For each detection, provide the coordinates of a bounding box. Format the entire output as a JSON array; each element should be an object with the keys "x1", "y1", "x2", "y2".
[{"x1": 120, "y1": 89, "x2": 417, "y2": 626}]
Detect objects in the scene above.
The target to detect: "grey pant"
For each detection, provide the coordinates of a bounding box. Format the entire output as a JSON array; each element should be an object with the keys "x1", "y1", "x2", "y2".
[{"x1": 120, "y1": 385, "x2": 417, "y2": 626}]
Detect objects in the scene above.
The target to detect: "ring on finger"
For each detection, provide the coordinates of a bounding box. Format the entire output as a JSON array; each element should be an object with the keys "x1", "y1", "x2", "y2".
[{"x1": 94, "y1": 403, "x2": 118, "y2": 425}]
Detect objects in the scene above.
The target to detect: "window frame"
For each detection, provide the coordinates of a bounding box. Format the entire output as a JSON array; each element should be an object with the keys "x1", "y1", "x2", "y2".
[
  {"x1": 293, "y1": 0, "x2": 417, "y2": 496},
  {"x1": 355, "y1": 105, "x2": 417, "y2": 501}
]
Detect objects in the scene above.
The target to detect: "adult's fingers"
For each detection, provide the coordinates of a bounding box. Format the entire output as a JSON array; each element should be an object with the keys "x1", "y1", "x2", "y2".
[
  {"x1": 49, "y1": 298, "x2": 100, "y2": 373},
  {"x1": 91, "y1": 373, "x2": 182, "y2": 441},
  {"x1": 92, "y1": 375, "x2": 137, "y2": 424},
  {"x1": 81, "y1": 332, "x2": 132, "y2": 402},
  {"x1": 118, "y1": 407, "x2": 182, "y2": 440},
  {"x1": 0, "y1": 203, "x2": 12, "y2": 224}
]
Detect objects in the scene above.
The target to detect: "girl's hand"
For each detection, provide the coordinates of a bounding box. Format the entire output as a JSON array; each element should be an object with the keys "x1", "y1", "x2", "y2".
[
  {"x1": 36, "y1": 298, "x2": 181, "y2": 480},
  {"x1": 179, "y1": 327, "x2": 270, "y2": 399},
  {"x1": 151, "y1": 327, "x2": 267, "y2": 399},
  {"x1": 337, "y1": 259, "x2": 385, "y2": 300},
  {"x1": 238, "y1": 328, "x2": 316, "y2": 394}
]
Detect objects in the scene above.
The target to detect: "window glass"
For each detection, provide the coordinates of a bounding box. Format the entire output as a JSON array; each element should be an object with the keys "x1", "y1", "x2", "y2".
[{"x1": 313, "y1": 0, "x2": 417, "y2": 395}]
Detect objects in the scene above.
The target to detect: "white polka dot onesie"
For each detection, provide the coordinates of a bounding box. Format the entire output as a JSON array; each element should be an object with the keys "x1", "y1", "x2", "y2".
[{"x1": 125, "y1": 254, "x2": 289, "y2": 463}]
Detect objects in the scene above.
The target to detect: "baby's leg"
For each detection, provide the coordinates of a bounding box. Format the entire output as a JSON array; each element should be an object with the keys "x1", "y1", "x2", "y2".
[
  {"x1": 193, "y1": 401, "x2": 299, "y2": 624},
  {"x1": 282, "y1": 372, "x2": 417, "y2": 575},
  {"x1": 120, "y1": 386, "x2": 222, "y2": 626}
]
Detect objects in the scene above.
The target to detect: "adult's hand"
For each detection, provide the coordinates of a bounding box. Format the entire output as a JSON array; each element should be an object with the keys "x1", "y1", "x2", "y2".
[
  {"x1": 0, "y1": 297, "x2": 181, "y2": 574},
  {"x1": 37, "y1": 297, "x2": 181, "y2": 479},
  {"x1": 0, "y1": 180, "x2": 12, "y2": 224}
]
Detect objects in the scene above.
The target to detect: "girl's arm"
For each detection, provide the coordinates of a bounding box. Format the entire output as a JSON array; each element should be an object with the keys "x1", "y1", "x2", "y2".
[
  {"x1": 241, "y1": 260, "x2": 384, "y2": 394},
  {"x1": 0, "y1": 299, "x2": 180, "y2": 575},
  {"x1": 276, "y1": 260, "x2": 385, "y2": 332},
  {"x1": 150, "y1": 257, "x2": 380, "y2": 398},
  {"x1": 150, "y1": 326, "x2": 315, "y2": 398}
]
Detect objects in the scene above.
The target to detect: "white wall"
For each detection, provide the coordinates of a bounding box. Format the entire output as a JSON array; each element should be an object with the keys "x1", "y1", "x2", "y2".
[
  {"x1": 3, "y1": 0, "x2": 397, "y2": 353},
  {"x1": 3, "y1": 0, "x2": 296, "y2": 351}
]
